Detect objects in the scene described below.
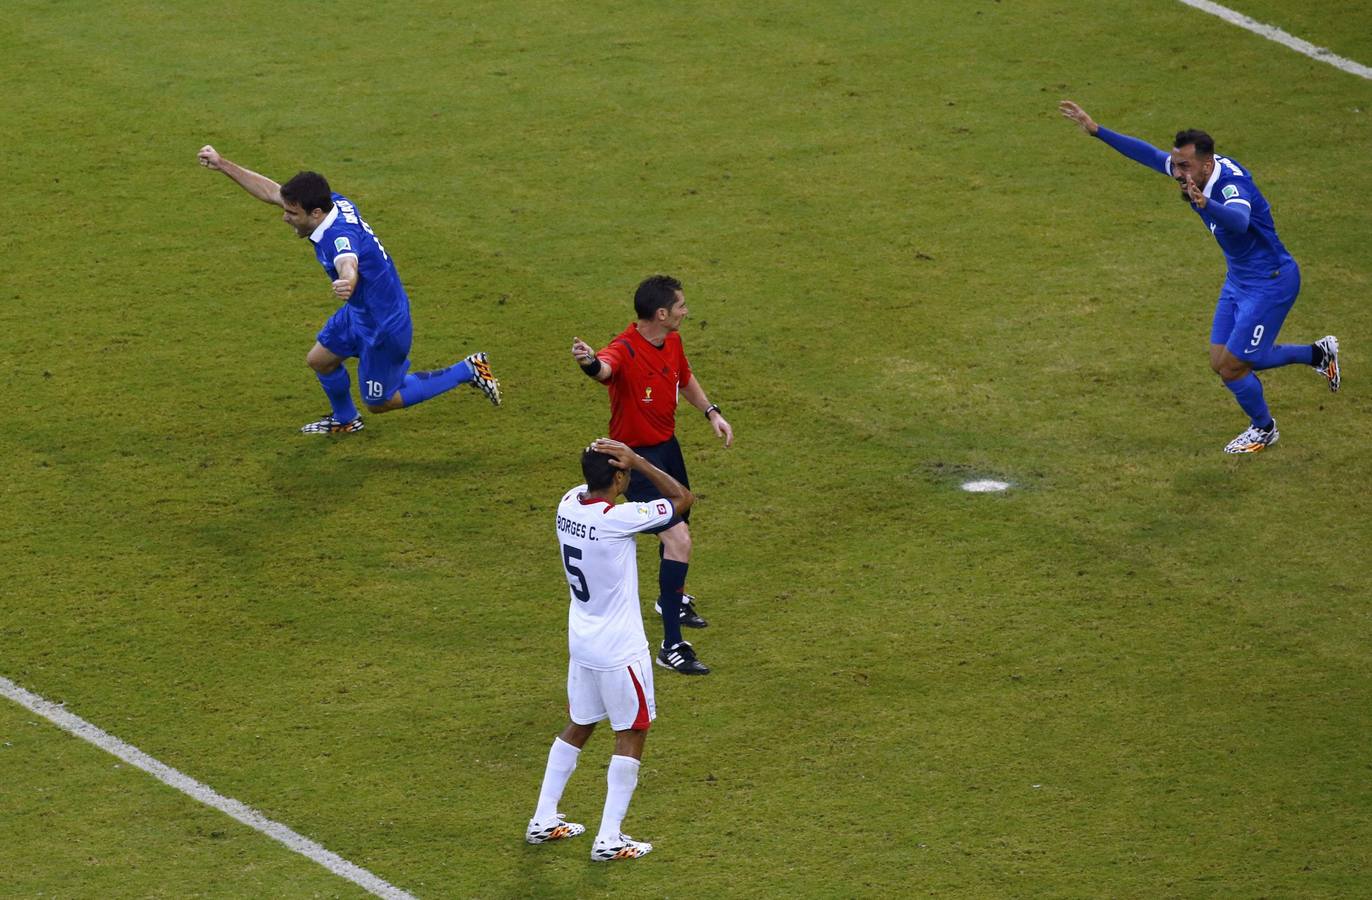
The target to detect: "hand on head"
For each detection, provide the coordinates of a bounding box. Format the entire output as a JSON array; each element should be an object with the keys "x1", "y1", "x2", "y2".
[{"x1": 591, "y1": 438, "x2": 637, "y2": 469}]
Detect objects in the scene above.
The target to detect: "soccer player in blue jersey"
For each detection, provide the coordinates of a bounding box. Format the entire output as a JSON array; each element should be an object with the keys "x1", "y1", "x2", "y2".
[
  {"x1": 197, "y1": 145, "x2": 501, "y2": 433},
  {"x1": 1058, "y1": 101, "x2": 1340, "y2": 454}
]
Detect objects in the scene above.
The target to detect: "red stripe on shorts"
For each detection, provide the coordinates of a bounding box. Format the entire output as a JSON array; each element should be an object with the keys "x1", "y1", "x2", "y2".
[{"x1": 627, "y1": 665, "x2": 651, "y2": 731}]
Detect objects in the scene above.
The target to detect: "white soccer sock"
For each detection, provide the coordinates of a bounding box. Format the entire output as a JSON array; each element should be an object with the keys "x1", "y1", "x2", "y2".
[
  {"x1": 533, "y1": 737, "x2": 581, "y2": 822},
  {"x1": 596, "y1": 754, "x2": 641, "y2": 843}
]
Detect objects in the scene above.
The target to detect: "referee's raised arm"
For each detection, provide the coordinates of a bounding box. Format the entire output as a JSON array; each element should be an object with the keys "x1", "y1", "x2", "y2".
[{"x1": 571, "y1": 337, "x2": 613, "y2": 382}]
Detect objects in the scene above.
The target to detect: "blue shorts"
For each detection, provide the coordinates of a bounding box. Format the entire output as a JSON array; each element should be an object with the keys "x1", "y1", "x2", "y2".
[
  {"x1": 317, "y1": 305, "x2": 413, "y2": 406},
  {"x1": 1209, "y1": 263, "x2": 1301, "y2": 359},
  {"x1": 626, "y1": 436, "x2": 691, "y2": 529}
]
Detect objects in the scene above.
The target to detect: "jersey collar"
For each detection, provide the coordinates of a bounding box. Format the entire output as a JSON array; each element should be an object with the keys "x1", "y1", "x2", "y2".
[
  {"x1": 309, "y1": 204, "x2": 340, "y2": 244},
  {"x1": 1201, "y1": 157, "x2": 1223, "y2": 200},
  {"x1": 578, "y1": 494, "x2": 614, "y2": 510}
]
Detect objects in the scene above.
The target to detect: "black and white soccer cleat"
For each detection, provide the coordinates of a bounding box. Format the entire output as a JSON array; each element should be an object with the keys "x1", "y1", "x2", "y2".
[
  {"x1": 300, "y1": 414, "x2": 364, "y2": 434},
  {"x1": 657, "y1": 640, "x2": 710, "y2": 675}
]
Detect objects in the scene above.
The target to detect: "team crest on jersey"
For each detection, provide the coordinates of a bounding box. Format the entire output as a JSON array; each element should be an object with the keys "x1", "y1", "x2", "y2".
[
  {"x1": 334, "y1": 236, "x2": 352, "y2": 253},
  {"x1": 1221, "y1": 185, "x2": 1239, "y2": 201}
]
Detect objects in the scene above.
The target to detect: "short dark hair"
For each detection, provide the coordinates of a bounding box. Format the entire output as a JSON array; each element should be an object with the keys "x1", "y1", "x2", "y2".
[
  {"x1": 581, "y1": 446, "x2": 620, "y2": 492},
  {"x1": 280, "y1": 171, "x2": 334, "y2": 213},
  {"x1": 1173, "y1": 129, "x2": 1215, "y2": 157},
  {"x1": 634, "y1": 274, "x2": 683, "y2": 320}
]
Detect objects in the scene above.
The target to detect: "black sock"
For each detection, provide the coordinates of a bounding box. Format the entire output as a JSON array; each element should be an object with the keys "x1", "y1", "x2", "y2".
[{"x1": 658, "y1": 559, "x2": 689, "y2": 648}]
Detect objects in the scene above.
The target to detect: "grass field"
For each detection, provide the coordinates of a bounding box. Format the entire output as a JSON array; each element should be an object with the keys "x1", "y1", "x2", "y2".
[{"x1": 3, "y1": 1, "x2": 1370, "y2": 896}]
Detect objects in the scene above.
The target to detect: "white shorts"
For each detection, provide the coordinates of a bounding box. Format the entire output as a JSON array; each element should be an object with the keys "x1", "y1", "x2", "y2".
[{"x1": 567, "y1": 651, "x2": 656, "y2": 732}]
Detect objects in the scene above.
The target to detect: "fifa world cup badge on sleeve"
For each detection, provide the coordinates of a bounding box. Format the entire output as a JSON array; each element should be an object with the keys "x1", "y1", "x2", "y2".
[{"x1": 334, "y1": 236, "x2": 352, "y2": 253}]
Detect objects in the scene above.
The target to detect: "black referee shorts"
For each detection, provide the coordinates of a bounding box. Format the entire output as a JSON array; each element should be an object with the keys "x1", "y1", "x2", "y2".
[{"x1": 626, "y1": 436, "x2": 691, "y2": 525}]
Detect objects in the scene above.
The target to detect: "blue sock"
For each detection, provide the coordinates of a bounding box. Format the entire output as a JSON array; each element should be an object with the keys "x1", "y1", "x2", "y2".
[
  {"x1": 657, "y1": 559, "x2": 689, "y2": 648},
  {"x1": 1250, "y1": 344, "x2": 1315, "y2": 370},
  {"x1": 1224, "y1": 372, "x2": 1272, "y2": 429},
  {"x1": 397, "y1": 359, "x2": 474, "y2": 407},
  {"x1": 316, "y1": 367, "x2": 358, "y2": 422}
]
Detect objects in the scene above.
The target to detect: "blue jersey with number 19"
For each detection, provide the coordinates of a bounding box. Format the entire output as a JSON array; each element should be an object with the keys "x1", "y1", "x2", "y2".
[{"x1": 309, "y1": 193, "x2": 410, "y2": 342}]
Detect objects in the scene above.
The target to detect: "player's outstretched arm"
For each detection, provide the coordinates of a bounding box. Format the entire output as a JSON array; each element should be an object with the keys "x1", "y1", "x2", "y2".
[
  {"x1": 1058, "y1": 100, "x2": 1169, "y2": 175},
  {"x1": 593, "y1": 438, "x2": 694, "y2": 514},
  {"x1": 1058, "y1": 100, "x2": 1099, "y2": 135},
  {"x1": 680, "y1": 374, "x2": 733, "y2": 448},
  {"x1": 198, "y1": 145, "x2": 284, "y2": 207},
  {"x1": 571, "y1": 337, "x2": 613, "y2": 382}
]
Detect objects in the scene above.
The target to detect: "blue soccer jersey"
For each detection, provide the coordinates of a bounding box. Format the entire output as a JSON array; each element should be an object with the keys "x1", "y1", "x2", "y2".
[
  {"x1": 1166, "y1": 154, "x2": 1294, "y2": 286},
  {"x1": 1095, "y1": 128, "x2": 1295, "y2": 286},
  {"x1": 309, "y1": 193, "x2": 410, "y2": 341}
]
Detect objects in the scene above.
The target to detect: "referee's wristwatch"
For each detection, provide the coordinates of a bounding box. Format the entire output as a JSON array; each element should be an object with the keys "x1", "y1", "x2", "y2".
[{"x1": 704, "y1": 403, "x2": 722, "y2": 420}]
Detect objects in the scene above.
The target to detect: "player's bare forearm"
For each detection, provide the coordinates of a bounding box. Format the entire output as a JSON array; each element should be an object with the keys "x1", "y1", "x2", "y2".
[
  {"x1": 199, "y1": 146, "x2": 283, "y2": 206},
  {"x1": 634, "y1": 455, "x2": 694, "y2": 514},
  {"x1": 332, "y1": 256, "x2": 359, "y2": 299},
  {"x1": 592, "y1": 438, "x2": 694, "y2": 513}
]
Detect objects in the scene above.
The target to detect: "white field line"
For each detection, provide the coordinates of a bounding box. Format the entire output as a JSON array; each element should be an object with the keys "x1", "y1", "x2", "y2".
[
  {"x1": 1177, "y1": 0, "x2": 1372, "y2": 80},
  {"x1": 0, "y1": 675, "x2": 417, "y2": 900}
]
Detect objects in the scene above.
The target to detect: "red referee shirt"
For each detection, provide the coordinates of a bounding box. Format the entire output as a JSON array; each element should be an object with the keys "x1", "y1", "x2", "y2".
[{"x1": 597, "y1": 323, "x2": 693, "y2": 447}]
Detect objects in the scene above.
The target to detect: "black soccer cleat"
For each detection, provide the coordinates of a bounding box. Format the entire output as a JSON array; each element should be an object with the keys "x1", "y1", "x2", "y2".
[
  {"x1": 654, "y1": 594, "x2": 708, "y2": 629},
  {"x1": 657, "y1": 640, "x2": 710, "y2": 675}
]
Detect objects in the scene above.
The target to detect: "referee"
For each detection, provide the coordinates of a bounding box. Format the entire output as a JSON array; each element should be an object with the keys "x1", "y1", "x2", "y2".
[{"x1": 571, "y1": 275, "x2": 734, "y2": 675}]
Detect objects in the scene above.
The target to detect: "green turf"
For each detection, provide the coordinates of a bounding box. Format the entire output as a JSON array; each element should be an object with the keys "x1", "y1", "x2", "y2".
[{"x1": 3, "y1": 1, "x2": 1370, "y2": 896}]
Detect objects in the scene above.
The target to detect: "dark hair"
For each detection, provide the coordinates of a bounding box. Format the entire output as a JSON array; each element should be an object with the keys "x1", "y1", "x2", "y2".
[
  {"x1": 280, "y1": 171, "x2": 334, "y2": 213},
  {"x1": 1173, "y1": 129, "x2": 1214, "y2": 157},
  {"x1": 634, "y1": 274, "x2": 683, "y2": 320},
  {"x1": 581, "y1": 446, "x2": 620, "y2": 492}
]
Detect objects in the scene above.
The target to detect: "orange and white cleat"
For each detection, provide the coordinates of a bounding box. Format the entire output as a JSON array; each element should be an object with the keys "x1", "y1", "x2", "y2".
[
  {"x1": 1223, "y1": 420, "x2": 1278, "y2": 454},
  {"x1": 1313, "y1": 335, "x2": 1340, "y2": 392},
  {"x1": 299, "y1": 414, "x2": 364, "y2": 434},
  {"x1": 525, "y1": 813, "x2": 586, "y2": 844},
  {"x1": 591, "y1": 833, "x2": 653, "y2": 861},
  {"x1": 465, "y1": 351, "x2": 502, "y2": 407}
]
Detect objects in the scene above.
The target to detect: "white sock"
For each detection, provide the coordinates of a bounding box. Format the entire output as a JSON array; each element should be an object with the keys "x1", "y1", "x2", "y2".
[
  {"x1": 533, "y1": 737, "x2": 581, "y2": 822},
  {"x1": 596, "y1": 755, "x2": 641, "y2": 842}
]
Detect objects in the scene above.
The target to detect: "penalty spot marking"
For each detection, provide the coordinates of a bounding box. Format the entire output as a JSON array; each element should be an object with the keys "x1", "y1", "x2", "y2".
[
  {"x1": 1177, "y1": 0, "x2": 1372, "y2": 80},
  {"x1": 0, "y1": 675, "x2": 416, "y2": 900},
  {"x1": 961, "y1": 479, "x2": 1011, "y2": 493}
]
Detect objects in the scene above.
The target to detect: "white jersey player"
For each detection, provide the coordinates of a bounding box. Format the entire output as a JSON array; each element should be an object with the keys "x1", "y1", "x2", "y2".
[{"x1": 526, "y1": 438, "x2": 694, "y2": 862}]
